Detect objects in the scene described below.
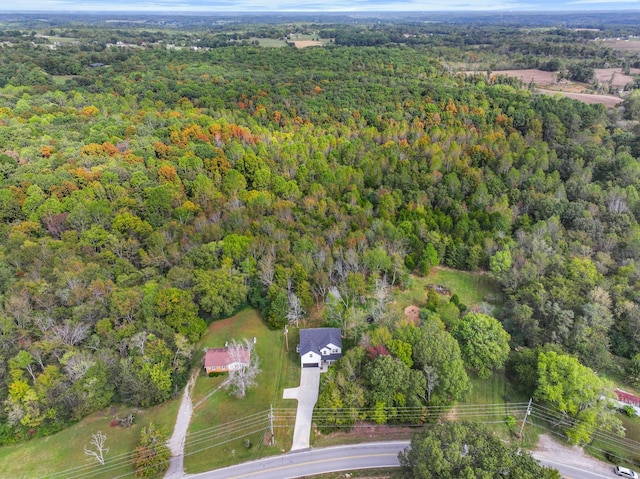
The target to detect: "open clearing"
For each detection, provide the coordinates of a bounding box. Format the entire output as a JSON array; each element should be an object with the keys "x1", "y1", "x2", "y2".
[
  {"x1": 490, "y1": 66, "x2": 638, "y2": 90},
  {"x1": 292, "y1": 40, "x2": 325, "y2": 48},
  {"x1": 594, "y1": 67, "x2": 639, "y2": 89},
  {"x1": 490, "y1": 69, "x2": 558, "y2": 87},
  {"x1": 0, "y1": 399, "x2": 180, "y2": 479},
  {"x1": 469, "y1": 68, "x2": 629, "y2": 107},
  {"x1": 391, "y1": 268, "x2": 499, "y2": 320},
  {"x1": 536, "y1": 89, "x2": 623, "y2": 107},
  {"x1": 596, "y1": 38, "x2": 640, "y2": 53}
]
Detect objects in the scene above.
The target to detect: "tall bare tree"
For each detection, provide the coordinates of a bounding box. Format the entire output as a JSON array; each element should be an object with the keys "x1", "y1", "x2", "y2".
[
  {"x1": 371, "y1": 275, "x2": 390, "y2": 322},
  {"x1": 84, "y1": 431, "x2": 109, "y2": 465},
  {"x1": 286, "y1": 291, "x2": 305, "y2": 328},
  {"x1": 224, "y1": 339, "x2": 261, "y2": 399},
  {"x1": 257, "y1": 254, "x2": 275, "y2": 289}
]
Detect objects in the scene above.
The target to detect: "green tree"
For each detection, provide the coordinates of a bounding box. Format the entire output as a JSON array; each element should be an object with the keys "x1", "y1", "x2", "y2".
[
  {"x1": 628, "y1": 353, "x2": 640, "y2": 387},
  {"x1": 453, "y1": 313, "x2": 511, "y2": 379},
  {"x1": 535, "y1": 351, "x2": 604, "y2": 416},
  {"x1": 363, "y1": 354, "x2": 424, "y2": 422},
  {"x1": 535, "y1": 351, "x2": 619, "y2": 444},
  {"x1": 155, "y1": 288, "x2": 205, "y2": 341},
  {"x1": 419, "y1": 243, "x2": 440, "y2": 275},
  {"x1": 193, "y1": 264, "x2": 248, "y2": 319},
  {"x1": 398, "y1": 421, "x2": 559, "y2": 479},
  {"x1": 264, "y1": 285, "x2": 288, "y2": 329},
  {"x1": 410, "y1": 320, "x2": 469, "y2": 404}
]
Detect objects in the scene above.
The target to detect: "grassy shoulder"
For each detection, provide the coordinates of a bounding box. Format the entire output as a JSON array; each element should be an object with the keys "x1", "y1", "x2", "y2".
[
  {"x1": 587, "y1": 411, "x2": 640, "y2": 469},
  {"x1": 184, "y1": 307, "x2": 301, "y2": 473},
  {"x1": 301, "y1": 469, "x2": 397, "y2": 478},
  {"x1": 0, "y1": 399, "x2": 180, "y2": 479}
]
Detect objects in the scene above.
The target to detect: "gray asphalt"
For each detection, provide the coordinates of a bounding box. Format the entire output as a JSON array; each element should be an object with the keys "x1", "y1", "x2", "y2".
[
  {"x1": 187, "y1": 441, "x2": 407, "y2": 479},
  {"x1": 185, "y1": 442, "x2": 621, "y2": 479}
]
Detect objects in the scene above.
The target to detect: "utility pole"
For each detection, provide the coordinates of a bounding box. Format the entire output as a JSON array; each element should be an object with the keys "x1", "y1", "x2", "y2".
[
  {"x1": 518, "y1": 398, "x2": 533, "y2": 439},
  {"x1": 269, "y1": 404, "x2": 275, "y2": 445},
  {"x1": 284, "y1": 325, "x2": 289, "y2": 352}
]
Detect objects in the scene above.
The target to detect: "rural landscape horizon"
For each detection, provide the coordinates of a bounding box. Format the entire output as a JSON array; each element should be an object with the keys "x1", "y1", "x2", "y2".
[{"x1": 3, "y1": 7, "x2": 640, "y2": 479}]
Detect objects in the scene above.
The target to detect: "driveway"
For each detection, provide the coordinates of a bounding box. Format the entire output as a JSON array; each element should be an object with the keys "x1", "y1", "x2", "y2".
[
  {"x1": 282, "y1": 367, "x2": 321, "y2": 450},
  {"x1": 165, "y1": 372, "x2": 197, "y2": 479}
]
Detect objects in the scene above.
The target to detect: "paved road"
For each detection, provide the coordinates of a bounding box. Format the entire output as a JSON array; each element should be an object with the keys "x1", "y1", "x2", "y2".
[
  {"x1": 184, "y1": 441, "x2": 619, "y2": 479},
  {"x1": 187, "y1": 441, "x2": 405, "y2": 479},
  {"x1": 538, "y1": 458, "x2": 617, "y2": 479}
]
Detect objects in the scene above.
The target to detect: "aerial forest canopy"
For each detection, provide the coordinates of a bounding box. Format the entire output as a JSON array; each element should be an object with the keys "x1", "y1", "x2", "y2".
[{"x1": 0, "y1": 24, "x2": 639, "y2": 443}]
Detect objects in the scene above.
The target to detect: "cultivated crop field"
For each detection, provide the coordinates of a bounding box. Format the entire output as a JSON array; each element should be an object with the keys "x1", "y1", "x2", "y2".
[
  {"x1": 481, "y1": 69, "x2": 629, "y2": 107},
  {"x1": 597, "y1": 38, "x2": 640, "y2": 53},
  {"x1": 491, "y1": 69, "x2": 558, "y2": 87},
  {"x1": 594, "y1": 68, "x2": 639, "y2": 89}
]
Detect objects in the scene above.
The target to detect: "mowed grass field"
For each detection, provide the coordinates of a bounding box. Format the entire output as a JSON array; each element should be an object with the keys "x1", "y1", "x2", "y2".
[
  {"x1": 392, "y1": 267, "x2": 498, "y2": 318},
  {"x1": 184, "y1": 308, "x2": 302, "y2": 473},
  {"x1": 0, "y1": 398, "x2": 180, "y2": 479}
]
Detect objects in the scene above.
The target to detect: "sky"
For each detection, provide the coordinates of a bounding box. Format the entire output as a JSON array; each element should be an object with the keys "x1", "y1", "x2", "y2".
[{"x1": 2, "y1": 0, "x2": 640, "y2": 12}]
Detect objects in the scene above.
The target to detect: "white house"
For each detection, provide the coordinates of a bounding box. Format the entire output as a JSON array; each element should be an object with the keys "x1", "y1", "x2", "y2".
[{"x1": 297, "y1": 328, "x2": 342, "y2": 368}]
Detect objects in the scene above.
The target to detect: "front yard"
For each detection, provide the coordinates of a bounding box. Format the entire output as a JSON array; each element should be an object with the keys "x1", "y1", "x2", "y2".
[{"x1": 184, "y1": 308, "x2": 302, "y2": 473}]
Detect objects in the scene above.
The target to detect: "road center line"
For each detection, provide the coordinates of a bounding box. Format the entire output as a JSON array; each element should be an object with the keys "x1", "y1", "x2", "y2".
[{"x1": 226, "y1": 453, "x2": 399, "y2": 479}]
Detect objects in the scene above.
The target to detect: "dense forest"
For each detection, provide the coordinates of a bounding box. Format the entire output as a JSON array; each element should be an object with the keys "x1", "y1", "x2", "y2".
[{"x1": 2, "y1": 16, "x2": 640, "y2": 447}]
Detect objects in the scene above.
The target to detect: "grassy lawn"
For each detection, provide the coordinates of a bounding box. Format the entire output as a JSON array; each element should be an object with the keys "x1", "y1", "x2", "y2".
[
  {"x1": 303, "y1": 469, "x2": 396, "y2": 478},
  {"x1": 391, "y1": 268, "x2": 499, "y2": 319},
  {"x1": 184, "y1": 308, "x2": 301, "y2": 473},
  {"x1": 458, "y1": 373, "x2": 534, "y2": 445},
  {"x1": 0, "y1": 399, "x2": 180, "y2": 479},
  {"x1": 250, "y1": 37, "x2": 288, "y2": 47},
  {"x1": 52, "y1": 75, "x2": 77, "y2": 85},
  {"x1": 43, "y1": 35, "x2": 79, "y2": 44},
  {"x1": 428, "y1": 268, "x2": 498, "y2": 307}
]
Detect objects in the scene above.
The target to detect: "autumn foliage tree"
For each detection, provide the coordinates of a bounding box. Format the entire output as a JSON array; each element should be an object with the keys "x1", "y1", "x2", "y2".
[{"x1": 131, "y1": 423, "x2": 170, "y2": 477}]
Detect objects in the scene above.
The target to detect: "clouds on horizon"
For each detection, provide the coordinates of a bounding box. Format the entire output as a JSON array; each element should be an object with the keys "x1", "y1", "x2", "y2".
[{"x1": 3, "y1": 0, "x2": 640, "y2": 12}]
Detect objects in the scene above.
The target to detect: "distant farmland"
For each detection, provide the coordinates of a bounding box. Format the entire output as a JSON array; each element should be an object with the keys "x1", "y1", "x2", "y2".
[{"x1": 465, "y1": 68, "x2": 629, "y2": 108}]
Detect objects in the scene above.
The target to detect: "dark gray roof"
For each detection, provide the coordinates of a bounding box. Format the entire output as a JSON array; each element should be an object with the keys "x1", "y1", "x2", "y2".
[{"x1": 298, "y1": 328, "x2": 342, "y2": 357}]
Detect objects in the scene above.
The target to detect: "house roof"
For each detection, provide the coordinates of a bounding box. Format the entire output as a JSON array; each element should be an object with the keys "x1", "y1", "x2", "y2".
[
  {"x1": 203, "y1": 347, "x2": 250, "y2": 368},
  {"x1": 299, "y1": 328, "x2": 342, "y2": 356}
]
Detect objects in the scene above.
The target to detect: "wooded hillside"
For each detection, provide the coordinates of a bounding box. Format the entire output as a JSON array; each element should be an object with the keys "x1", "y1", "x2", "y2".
[{"x1": 1, "y1": 20, "x2": 640, "y2": 444}]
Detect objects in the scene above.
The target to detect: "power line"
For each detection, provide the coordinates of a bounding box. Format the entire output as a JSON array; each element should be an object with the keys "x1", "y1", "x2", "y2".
[{"x1": 40, "y1": 400, "x2": 640, "y2": 479}]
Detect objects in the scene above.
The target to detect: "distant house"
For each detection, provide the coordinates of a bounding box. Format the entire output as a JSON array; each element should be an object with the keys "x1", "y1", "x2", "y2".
[
  {"x1": 297, "y1": 328, "x2": 342, "y2": 368},
  {"x1": 203, "y1": 347, "x2": 250, "y2": 374}
]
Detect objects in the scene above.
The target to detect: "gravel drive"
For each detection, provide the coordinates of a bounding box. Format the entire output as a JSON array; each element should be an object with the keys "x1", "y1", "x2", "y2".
[{"x1": 534, "y1": 434, "x2": 617, "y2": 478}]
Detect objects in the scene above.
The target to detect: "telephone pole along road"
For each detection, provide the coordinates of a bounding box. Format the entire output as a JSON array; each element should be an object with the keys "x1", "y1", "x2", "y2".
[{"x1": 185, "y1": 441, "x2": 615, "y2": 479}]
